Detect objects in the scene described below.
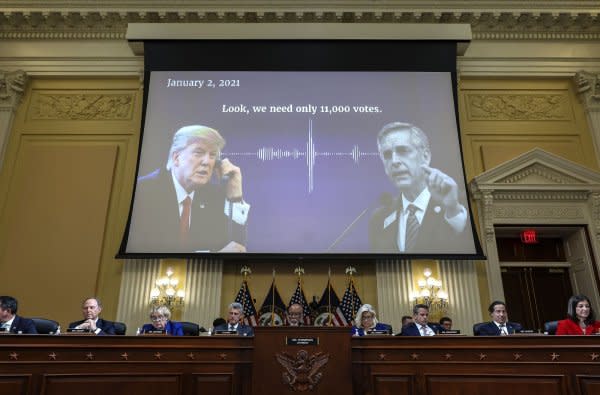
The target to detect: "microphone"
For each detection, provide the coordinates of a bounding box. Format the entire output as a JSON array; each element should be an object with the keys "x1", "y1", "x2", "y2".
[{"x1": 326, "y1": 193, "x2": 393, "y2": 251}]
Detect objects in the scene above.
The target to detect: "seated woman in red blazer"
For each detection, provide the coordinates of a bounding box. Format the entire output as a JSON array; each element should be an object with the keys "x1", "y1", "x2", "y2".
[{"x1": 556, "y1": 294, "x2": 600, "y2": 335}]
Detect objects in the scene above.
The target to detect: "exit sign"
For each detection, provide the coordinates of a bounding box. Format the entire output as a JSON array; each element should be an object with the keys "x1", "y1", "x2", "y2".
[{"x1": 520, "y1": 229, "x2": 538, "y2": 244}]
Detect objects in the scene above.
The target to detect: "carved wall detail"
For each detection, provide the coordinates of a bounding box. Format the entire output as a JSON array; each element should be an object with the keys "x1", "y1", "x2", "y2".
[
  {"x1": 575, "y1": 71, "x2": 600, "y2": 110},
  {"x1": 30, "y1": 93, "x2": 134, "y2": 120},
  {"x1": 276, "y1": 349, "x2": 329, "y2": 392},
  {"x1": 494, "y1": 206, "x2": 583, "y2": 220},
  {"x1": 483, "y1": 192, "x2": 495, "y2": 242},
  {"x1": 0, "y1": 8, "x2": 599, "y2": 41},
  {"x1": 467, "y1": 94, "x2": 569, "y2": 120},
  {"x1": 0, "y1": 70, "x2": 28, "y2": 110},
  {"x1": 497, "y1": 164, "x2": 582, "y2": 185},
  {"x1": 591, "y1": 193, "x2": 600, "y2": 239},
  {"x1": 493, "y1": 191, "x2": 589, "y2": 201}
]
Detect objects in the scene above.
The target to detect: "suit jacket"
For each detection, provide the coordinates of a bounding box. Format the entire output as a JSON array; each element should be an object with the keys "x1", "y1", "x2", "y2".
[
  {"x1": 369, "y1": 192, "x2": 471, "y2": 254},
  {"x1": 556, "y1": 318, "x2": 600, "y2": 335},
  {"x1": 127, "y1": 169, "x2": 246, "y2": 253},
  {"x1": 474, "y1": 321, "x2": 523, "y2": 336},
  {"x1": 351, "y1": 322, "x2": 392, "y2": 336},
  {"x1": 8, "y1": 315, "x2": 37, "y2": 334},
  {"x1": 214, "y1": 323, "x2": 254, "y2": 336},
  {"x1": 68, "y1": 318, "x2": 116, "y2": 335},
  {"x1": 140, "y1": 320, "x2": 184, "y2": 336},
  {"x1": 400, "y1": 322, "x2": 439, "y2": 336}
]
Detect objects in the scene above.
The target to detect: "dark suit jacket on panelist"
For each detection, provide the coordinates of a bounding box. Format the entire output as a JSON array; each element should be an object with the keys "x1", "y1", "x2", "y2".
[
  {"x1": 215, "y1": 323, "x2": 254, "y2": 336},
  {"x1": 127, "y1": 169, "x2": 246, "y2": 253},
  {"x1": 68, "y1": 318, "x2": 116, "y2": 335},
  {"x1": 400, "y1": 322, "x2": 440, "y2": 336},
  {"x1": 474, "y1": 321, "x2": 523, "y2": 336},
  {"x1": 369, "y1": 192, "x2": 471, "y2": 254},
  {"x1": 9, "y1": 315, "x2": 37, "y2": 334}
]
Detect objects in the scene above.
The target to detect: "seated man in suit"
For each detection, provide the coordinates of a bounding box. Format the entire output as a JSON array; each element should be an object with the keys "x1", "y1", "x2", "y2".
[
  {"x1": 475, "y1": 301, "x2": 523, "y2": 336},
  {"x1": 401, "y1": 304, "x2": 439, "y2": 336},
  {"x1": 215, "y1": 302, "x2": 254, "y2": 336},
  {"x1": 68, "y1": 297, "x2": 115, "y2": 335},
  {"x1": 286, "y1": 303, "x2": 304, "y2": 326},
  {"x1": 0, "y1": 295, "x2": 37, "y2": 334}
]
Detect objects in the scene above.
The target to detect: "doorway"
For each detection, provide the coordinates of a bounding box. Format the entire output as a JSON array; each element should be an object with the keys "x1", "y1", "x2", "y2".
[{"x1": 495, "y1": 225, "x2": 600, "y2": 331}]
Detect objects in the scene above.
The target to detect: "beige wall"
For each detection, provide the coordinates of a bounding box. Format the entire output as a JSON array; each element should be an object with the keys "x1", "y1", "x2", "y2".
[{"x1": 0, "y1": 77, "x2": 141, "y2": 327}]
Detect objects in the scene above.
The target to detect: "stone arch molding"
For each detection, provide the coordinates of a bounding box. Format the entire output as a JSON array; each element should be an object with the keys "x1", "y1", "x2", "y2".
[{"x1": 470, "y1": 148, "x2": 600, "y2": 300}]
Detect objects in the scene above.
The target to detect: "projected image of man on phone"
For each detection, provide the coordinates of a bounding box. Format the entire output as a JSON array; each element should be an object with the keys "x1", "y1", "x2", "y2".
[
  {"x1": 369, "y1": 122, "x2": 469, "y2": 254},
  {"x1": 129, "y1": 125, "x2": 250, "y2": 253}
]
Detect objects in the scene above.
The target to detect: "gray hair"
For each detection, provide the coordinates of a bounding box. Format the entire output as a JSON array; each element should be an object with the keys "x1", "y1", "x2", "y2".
[
  {"x1": 354, "y1": 303, "x2": 379, "y2": 328},
  {"x1": 81, "y1": 297, "x2": 102, "y2": 308},
  {"x1": 377, "y1": 122, "x2": 430, "y2": 157},
  {"x1": 166, "y1": 125, "x2": 226, "y2": 171},
  {"x1": 229, "y1": 302, "x2": 244, "y2": 315},
  {"x1": 150, "y1": 305, "x2": 172, "y2": 320}
]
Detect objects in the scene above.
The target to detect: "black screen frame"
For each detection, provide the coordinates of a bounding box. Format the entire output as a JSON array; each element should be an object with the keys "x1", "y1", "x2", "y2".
[{"x1": 117, "y1": 39, "x2": 485, "y2": 261}]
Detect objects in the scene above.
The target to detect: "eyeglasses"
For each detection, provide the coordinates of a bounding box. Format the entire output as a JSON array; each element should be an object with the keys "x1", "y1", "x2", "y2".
[{"x1": 150, "y1": 315, "x2": 165, "y2": 321}]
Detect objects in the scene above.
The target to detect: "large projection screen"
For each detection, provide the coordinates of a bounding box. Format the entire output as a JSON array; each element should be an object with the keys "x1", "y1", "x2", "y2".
[{"x1": 118, "y1": 30, "x2": 484, "y2": 260}]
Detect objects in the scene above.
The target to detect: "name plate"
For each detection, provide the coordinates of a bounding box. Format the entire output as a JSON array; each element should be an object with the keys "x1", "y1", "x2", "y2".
[
  {"x1": 286, "y1": 337, "x2": 319, "y2": 346},
  {"x1": 438, "y1": 330, "x2": 461, "y2": 335},
  {"x1": 214, "y1": 330, "x2": 237, "y2": 335},
  {"x1": 141, "y1": 330, "x2": 166, "y2": 335},
  {"x1": 366, "y1": 330, "x2": 391, "y2": 335},
  {"x1": 64, "y1": 328, "x2": 94, "y2": 335}
]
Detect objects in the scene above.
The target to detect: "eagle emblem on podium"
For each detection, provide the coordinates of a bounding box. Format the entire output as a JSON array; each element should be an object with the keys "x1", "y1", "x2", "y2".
[{"x1": 275, "y1": 349, "x2": 329, "y2": 391}]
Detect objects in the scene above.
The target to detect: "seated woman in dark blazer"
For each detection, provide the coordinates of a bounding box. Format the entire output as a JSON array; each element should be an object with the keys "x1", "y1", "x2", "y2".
[
  {"x1": 556, "y1": 294, "x2": 600, "y2": 335},
  {"x1": 351, "y1": 304, "x2": 392, "y2": 336},
  {"x1": 140, "y1": 305, "x2": 184, "y2": 336}
]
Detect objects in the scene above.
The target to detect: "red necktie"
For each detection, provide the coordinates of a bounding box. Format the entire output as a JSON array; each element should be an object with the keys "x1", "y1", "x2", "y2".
[{"x1": 179, "y1": 196, "x2": 192, "y2": 246}]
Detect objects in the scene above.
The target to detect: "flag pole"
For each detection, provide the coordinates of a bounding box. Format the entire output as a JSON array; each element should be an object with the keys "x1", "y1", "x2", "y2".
[
  {"x1": 270, "y1": 268, "x2": 276, "y2": 327},
  {"x1": 327, "y1": 266, "x2": 332, "y2": 327},
  {"x1": 346, "y1": 266, "x2": 358, "y2": 319}
]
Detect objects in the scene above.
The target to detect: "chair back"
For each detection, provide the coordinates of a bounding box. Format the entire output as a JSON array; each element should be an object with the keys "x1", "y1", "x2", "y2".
[
  {"x1": 544, "y1": 320, "x2": 559, "y2": 335},
  {"x1": 472, "y1": 322, "x2": 487, "y2": 336},
  {"x1": 113, "y1": 321, "x2": 127, "y2": 335},
  {"x1": 180, "y1": 321, "x2": 200, "y2": 336},
  {"x1": 31, "y1": 318, "x2": 60, "y2": 334}
]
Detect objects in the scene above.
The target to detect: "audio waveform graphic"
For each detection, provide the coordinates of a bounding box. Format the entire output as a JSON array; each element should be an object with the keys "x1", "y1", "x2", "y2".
[{"x1": 225, "y1": 119, "x2": 379, "y2": 193}]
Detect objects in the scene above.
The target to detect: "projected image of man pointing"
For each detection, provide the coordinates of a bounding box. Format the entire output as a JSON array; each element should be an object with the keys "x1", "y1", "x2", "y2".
[
  {"x1": 369, "y1": 122, "x2": 469, "y2": 253},
  {"x1": 129, "y1": 125, "x2": 250, "y2": 253}
]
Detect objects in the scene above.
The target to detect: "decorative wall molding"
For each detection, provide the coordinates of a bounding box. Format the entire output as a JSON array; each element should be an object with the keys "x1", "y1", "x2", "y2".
[
  {"x1": 494, "y1": 206, "x2": 584, "y2": 220},
  {"x1": 0, "y1": 5, "x2": 598, "y2": 41},
  {"x1": 470, "y1": 147, "x2": 600, "y2": 301},
  {"x1": 0, "y1": 70, "x2": 27, "y2": 110},
  {"x1": 29, "y1": 92, "x2": 135, "y2": 120},
  {"x1": 466, "y1": 93, "x2": 569, "y2": 121},
  {"x1": 574, "y1": 71, "x2": 600, "y2": 111}
]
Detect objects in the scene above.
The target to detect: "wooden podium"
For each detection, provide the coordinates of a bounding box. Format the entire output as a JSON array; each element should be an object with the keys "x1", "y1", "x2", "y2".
[{"x1": 252, "y1": 326, "x2": 352, "y2": 394}]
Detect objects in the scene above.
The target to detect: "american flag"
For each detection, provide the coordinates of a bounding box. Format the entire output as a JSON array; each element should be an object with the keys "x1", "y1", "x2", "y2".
[
  {"x1": 340, "y1": 279, "x2": 362, "y2": 324},
  {"x1": 234, "y1": 280, "x2": 258, "y2": 326},
  {"x1": 316, "y1": 281, "x2": 348, "y2": 326},
  {"x1": 289, "y1": 279, "x2": 312, "y2": 325}
]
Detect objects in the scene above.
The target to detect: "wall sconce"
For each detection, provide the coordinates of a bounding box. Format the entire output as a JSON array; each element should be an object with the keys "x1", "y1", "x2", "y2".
[
  {"x1": 150, "y1": 267, "x2": 185, "y2": 309},
  {"x1": 410, "y1": 267, "x2": 448, "y2": 314}
]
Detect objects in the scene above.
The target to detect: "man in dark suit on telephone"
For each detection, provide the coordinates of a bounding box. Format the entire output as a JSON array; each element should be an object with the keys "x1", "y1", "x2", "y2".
[
  {"x1": 128, "y1": 125, "x2": 250, "y2": 253},
  {"x1": 369, "y1": 122, "x2": 471, "y2": 254}
]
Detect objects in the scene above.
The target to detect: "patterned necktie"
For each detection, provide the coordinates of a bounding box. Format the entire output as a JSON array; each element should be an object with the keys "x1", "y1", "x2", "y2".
[
  {"x1": 405, "y1": 204, "x2": 420, "y2": 251},
  {"x1": 420, "y1": 325, "x2": 428, "y2": 336},
  {"x1": 179, "y1": 196, "x2": 192, "y2": 246},
  {"x1": 499, "y1": 324, "x2": 508, "y2": 335}
]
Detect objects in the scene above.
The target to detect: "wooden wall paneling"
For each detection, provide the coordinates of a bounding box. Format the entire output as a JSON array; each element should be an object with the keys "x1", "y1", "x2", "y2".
[
  {"x1": 425, "y1": 374, "x2": 567, "y2": 395},
  {"x1": 40, "y1": 374, "x2": 181, "y2": 395},
  {"x1": 576, "y1": 375, "x2": 600, "y2": 395},
  {"x1": 0, "y1": 374, "x2": 31, "y2": 395}
]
